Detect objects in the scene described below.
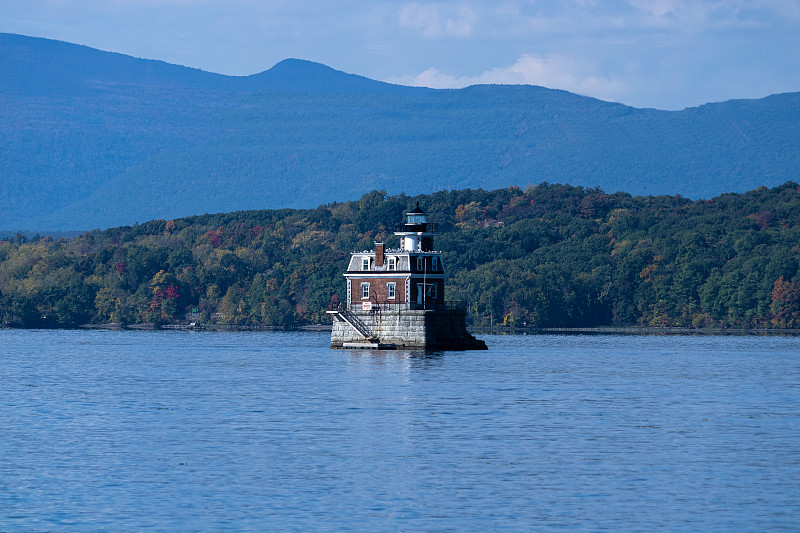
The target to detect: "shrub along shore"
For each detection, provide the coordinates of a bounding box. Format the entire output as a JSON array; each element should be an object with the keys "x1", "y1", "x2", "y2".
[{"x1": 1, "y1": 182, "x2": 799, "y2": 330}]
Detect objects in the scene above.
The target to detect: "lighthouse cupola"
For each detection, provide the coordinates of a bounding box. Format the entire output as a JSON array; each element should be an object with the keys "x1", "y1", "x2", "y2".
[{"x1": 395, "y1": 202, "x2": 439, "y2": 252}]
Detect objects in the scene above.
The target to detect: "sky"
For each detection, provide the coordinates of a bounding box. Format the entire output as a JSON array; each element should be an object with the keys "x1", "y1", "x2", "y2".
[{"x1": 2, "y1": 0, "x2": 799, "y2": 110}]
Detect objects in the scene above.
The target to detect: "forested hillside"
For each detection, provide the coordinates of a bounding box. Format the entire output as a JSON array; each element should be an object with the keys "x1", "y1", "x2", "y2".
[
  {"x1": 1, "y1": 183, "x2": 799, "y2": 330},
  {"x1": 2, "y1": 33, "x2": 799, "y2": 230}
]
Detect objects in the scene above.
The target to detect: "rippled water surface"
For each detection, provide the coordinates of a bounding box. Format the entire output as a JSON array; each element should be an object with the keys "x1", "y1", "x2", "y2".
[{"x1": 1, "y1": 330, "x2": 799, "y2": 531}]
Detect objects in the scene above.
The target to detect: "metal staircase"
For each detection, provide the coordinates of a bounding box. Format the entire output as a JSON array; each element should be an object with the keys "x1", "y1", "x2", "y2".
[{"x1": 329, "y1": 304, "x2": 378, "y2": 342}]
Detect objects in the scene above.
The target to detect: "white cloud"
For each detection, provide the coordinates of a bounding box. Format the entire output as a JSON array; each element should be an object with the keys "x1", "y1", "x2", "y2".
[
  {"x1": 759, "y1": 0, "x2": 800, "y2": 19},
  {"x1": 62, "y1": 0, "x2": 203, "y2": 4},
  {"x1": 512, "y1": 0, "x2": 800, "y2": 36},
  {"x1": 390, "y1": 54, "x2": 630, "y2": 103},
  {"x1": 629, "y1": 0, "x2": 683, "y2": 18},
  {"x1": 3, "y1": 0, "x2": 797, "y2": 109},
  {"x1": 625, "y1": 0, "x2": 800, "y2": 31},
  {"x1": 398, "y1": 2, "x2": 477, "y2": 37}
]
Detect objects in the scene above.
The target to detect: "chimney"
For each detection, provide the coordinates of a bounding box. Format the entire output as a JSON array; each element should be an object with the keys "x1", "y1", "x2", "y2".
[{"x1": 375, "y1": 242, "x2": 385, "y2": 267}]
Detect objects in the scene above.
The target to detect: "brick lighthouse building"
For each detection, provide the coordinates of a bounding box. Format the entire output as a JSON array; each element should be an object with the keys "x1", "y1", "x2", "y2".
[{"x1": 328, "y1": 204, "x2": 486, "y2": 350}]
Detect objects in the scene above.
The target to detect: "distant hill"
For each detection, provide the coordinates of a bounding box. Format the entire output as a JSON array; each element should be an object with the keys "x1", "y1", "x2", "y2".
[
  {"x1": 1, "y1": 183, "x2": 799, "y2": 329},
  {"x1": 1, "y1": 33, "x2": 799, "y2": 230}
]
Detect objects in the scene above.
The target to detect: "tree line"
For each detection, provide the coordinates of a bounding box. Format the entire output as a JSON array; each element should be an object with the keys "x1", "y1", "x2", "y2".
[{"x1": 1, "y1": 182, "x2": 799, "y2": 329}]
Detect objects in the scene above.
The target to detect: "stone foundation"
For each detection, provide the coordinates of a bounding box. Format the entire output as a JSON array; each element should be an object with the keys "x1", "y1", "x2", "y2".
[{"x1": 331, "y1": 309, "x2": 487, "y2": 350}]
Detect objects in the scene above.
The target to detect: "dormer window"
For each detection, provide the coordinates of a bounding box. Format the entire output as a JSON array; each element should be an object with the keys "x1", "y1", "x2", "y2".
[
  {"x1": 417, "y1": 256, "x2": 424, "y2": 271},
  {"x1": 388, "y1": 257, "x2": 396, "y2": 271},
  {"x1": 362, "y1": 257, "x2": 370, "y2": 271},
  {"x1": 432, "y1": 256, "x2": 439, "y2": 271}
]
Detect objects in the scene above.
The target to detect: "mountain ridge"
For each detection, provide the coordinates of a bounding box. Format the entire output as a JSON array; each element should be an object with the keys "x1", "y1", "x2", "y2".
[
  {"x1": 1, "y1": 33, "x2": 798, "y2": 230},
  {"x1": 0, "y1": 33, "x2": 416, "y2": 95}
]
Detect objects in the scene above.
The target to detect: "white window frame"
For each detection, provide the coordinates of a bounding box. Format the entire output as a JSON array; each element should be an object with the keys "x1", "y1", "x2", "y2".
[
  {"x1": 432, "y1": 256, "x2": 439, "y2": 271},
  {"x1": 361, "y1": 282, "x2": 370, "y2": 299},
  {"x1": 362, "y1": 257, "x2": 370, "y2": 271},
  {"x1": 422, "y1": 283, "x2": 437, "y2": 299},
  {"x1": 388, "y1": 257, "x2": 396, "y2": 271},
  {"x1": 387, "y1": 282, "x2": 396, "y2": 299},
  {"x1": 417, "y1": 256, "x2": 424, "y2": 271}
]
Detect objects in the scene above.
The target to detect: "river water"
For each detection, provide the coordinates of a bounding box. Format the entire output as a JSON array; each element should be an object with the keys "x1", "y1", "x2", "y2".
[{"x1": 1, "y1": 330, "x2": 798, "y2": 531}]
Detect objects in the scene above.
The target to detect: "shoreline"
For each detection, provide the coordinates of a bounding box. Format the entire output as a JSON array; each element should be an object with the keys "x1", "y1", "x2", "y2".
[
  {"x1": 1, "y1": 323, "x2": 797, "y2": 336},
  {"x1": 75, "y1": 323, "x2": 333, "y2": 332},
  {"x1": 471, "y1": 325, "x2": 800, "y2": 336}
]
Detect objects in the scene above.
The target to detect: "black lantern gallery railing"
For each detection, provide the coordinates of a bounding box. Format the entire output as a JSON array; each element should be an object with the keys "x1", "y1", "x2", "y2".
[{"x1": 394, "y1": 222, "x2": 439, "y2": 234}]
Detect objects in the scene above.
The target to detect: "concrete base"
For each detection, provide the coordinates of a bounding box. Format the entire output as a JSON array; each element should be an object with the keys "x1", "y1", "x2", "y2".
[
  {"x1": 330, "y1": 309, "x2": 487, "y2": 350},
  {"x1": 342, "y1": 342, "x2": 398, "y2": 349}
]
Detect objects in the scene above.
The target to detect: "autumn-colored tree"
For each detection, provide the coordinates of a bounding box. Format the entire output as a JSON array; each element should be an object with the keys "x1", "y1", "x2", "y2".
[
  {"x1": 1, "y1": 182, "x2": 799, "y2": 331},
  {"x1": 146, "y1": 270, "x2": 180, "y2": 321},
  {"x1": 770, "y1": 276, "x2": 800, "y2": 328}
]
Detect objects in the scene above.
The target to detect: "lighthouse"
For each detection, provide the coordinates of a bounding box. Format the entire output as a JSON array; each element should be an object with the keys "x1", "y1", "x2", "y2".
[{"x1": 327, "y1": 203, "x2": 486, "y2": 350}]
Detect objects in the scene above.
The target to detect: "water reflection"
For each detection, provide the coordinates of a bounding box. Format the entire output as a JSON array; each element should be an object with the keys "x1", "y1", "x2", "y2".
[
  {"x1": 343, "y1": 347, "x2": 452, "y2": 371},
  {"x1": 1, "y1": 330, "x2": 798, "y2": 531}
]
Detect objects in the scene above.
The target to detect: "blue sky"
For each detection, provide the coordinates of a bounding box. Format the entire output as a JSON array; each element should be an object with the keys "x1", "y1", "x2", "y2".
[{"x1": 2, "y1": 0, "x2": 799, "y2": 110}]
